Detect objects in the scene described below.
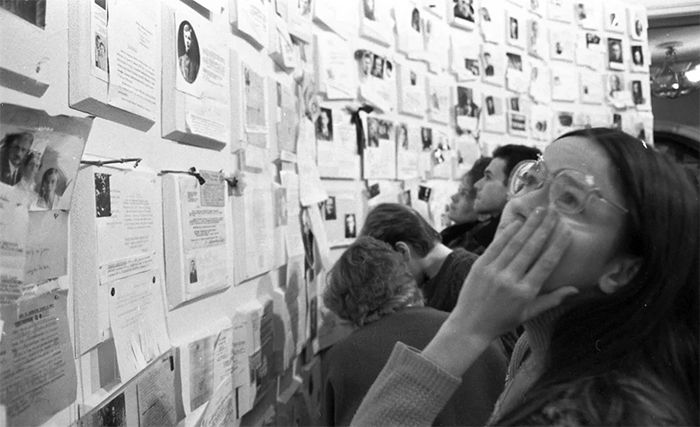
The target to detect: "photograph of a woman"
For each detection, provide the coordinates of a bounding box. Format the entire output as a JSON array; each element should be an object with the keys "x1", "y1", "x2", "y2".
[{"x1": 177, "y1": 21, "x2": 200, "y2": 84}]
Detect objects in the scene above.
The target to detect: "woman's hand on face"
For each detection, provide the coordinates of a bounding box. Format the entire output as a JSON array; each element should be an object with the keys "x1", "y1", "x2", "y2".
[{"x1": 452, "y1": 207, "x2": 577, "y2": 341}]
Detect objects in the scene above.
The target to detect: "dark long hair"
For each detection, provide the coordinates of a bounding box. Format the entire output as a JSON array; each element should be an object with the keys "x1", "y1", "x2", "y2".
[{"x1": 498, "y1": 128, "x2": 699, "y2": 425}]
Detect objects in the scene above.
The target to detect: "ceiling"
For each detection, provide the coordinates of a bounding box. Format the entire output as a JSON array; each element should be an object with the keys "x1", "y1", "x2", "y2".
[
  {"x1": 648, "y1": 24, "x2": 700, "y2": 62},
  {"x1": 635, "y1": 0, "x2": 700, "y2": 18}
]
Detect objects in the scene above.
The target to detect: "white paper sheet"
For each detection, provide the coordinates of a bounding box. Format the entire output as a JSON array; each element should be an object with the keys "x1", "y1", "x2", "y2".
[
  {"x1": 396, "y1": 123, "x2": 420, "y2": 180},
  {"x1": 363, "y1": 117, "x2": 397, "y2": 180},
  {"x1": 427, "y1": 74, "x2": 451, "y2": 124},
  {"x1": 316, "y1": 108, "x2": 360, "y2": 179},
  {"x1": 23, "y1": 210, "x2": 68, "y2": 284},
  {"x1": 0, "y1": 290, "x2": 77, "y2": 427},
  {"x1": 107, "y1": 270, "x2": 170, "y2": 383},
  {"x1": 107, "y1": 0, "x2": 158, "y2": 120},
  {"x1": 297, "y1": 119, "x2": 328, "y2": 207},
  {"x1": 243, "y1": 173, "x2": 275, "y2": 279},
  {"x1": 90, "y1": 0, "x2": 109, "y2": 82},
  {"x1": 482, "y1": 94, "x2": 506, "y2": 134},
  {"x1": 137, "y1": 351, "x2": 178, "y2": 427},
  {"x1": 551, "y1": 68, "x2": 578, "y2": 101},
  {"x1": 0, "y1": 185, "x2": 27, "y2": 304},
  {"x1": 397, "y1": 64, "x2": 426, "y2": 117},
  {"x1": 315, "y1": 32, "x2": 357, "y2": 100},
  {"x1": 235, "y1": 0, "x2": 269, "y2": 47},
  {"x1": 94, "y1": 168, "x2": 159, "y2": 283}
]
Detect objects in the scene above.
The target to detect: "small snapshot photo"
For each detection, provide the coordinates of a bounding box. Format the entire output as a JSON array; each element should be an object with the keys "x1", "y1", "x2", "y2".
[
  {"x1": 509, "y1": 96, "x2": 520, "y2": 112},
  {"x1": 631, "y1": 80, "x2": 645, "y2": 105},
  {"x1": 506, "y1": 12, "x2": 525, "y2": 49},
  {"x1": 94, "y1": 33, "x2": 108, "y2": 72},
  {"x1": 95, "y1": 173, "x2": 112, "y2": 218},
  {"x1": 418, "y1": 185, "x2": 432, "y2": 202},
  {"x1": 607, "y1": 73, "x2": 625, "y2": 98},
  {"x1": 464, "y1": 58, "x2": 480, "y2": 77},
  {"x1": 177, "y1": 20, "x2": 200, "y2": 84},
  {"x1": 607, "y1": 37, "x2": 624, "y2": 69},
  {"x1": 630, "y1": 9, "x2": 645, "y2": 40},
  {"x1": 411, "y1": 7, "x2": 421, "y2": 32},
  {"x1": 456, "y1": 86, "x2": 478, "y2": 117},
  {"x1": 506, "y1": 53, "x2": 523, "y2": 71},
  {"x1": 188, "y1": 258, "x2": 198, "y2": 284},
  {"x1": 421, "y1": 127, "x2": 433, "y2": 151},
  {"x1": 451, "y1": 0, "x2": 475, "y2": 28},
  {"x1": 344, "y1": 214, "x2": 357, "y2": 238},
  {"x1": 363, "y1": 0, "x2": 376, "y2": 21},
  {"x1": 631, "y1": 45, "x2": 645, "y2": 69},
  {"x1": 367, "y1": 117, "x2": 380, "y2": 147},
  {"x1": 527, "y1": 19, "x2": 543, "y2": 58},
  {"x1": 371, "y1": 54, "x2": 385, "y2": 79},
  {"x1": 396, "y1": 123, "x2": 409, "y2": 150},
  {"x1": 323, "y1": 196, "x2": 337, "y2": 220},
  {"x1": 315, "y1": 108, "x2": 333, "y2": 141},
  {"x1": 367, "y1": 182, "x2": 381, "y2": 198},
  {"x1": 604, "y1": 2, "x2": 625, "y2": 33},
  {"x1": 410, "y1": 70, "x2": 418, "y2": 86}
]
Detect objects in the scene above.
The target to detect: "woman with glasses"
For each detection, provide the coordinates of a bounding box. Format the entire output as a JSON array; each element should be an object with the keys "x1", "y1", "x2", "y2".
[{"x1": 351, "y1": 128, "x2": 699, "y2": 426}]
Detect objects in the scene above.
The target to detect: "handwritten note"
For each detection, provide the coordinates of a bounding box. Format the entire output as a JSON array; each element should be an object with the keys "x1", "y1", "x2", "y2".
[{"x1": 24, "y1": 210, "x2": 68, "y2": 284}]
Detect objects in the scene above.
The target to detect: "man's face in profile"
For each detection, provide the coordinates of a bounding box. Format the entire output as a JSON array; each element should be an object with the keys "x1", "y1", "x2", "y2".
[{"x1": 183, "y1": 25, "x2": 192, "y2": 52}]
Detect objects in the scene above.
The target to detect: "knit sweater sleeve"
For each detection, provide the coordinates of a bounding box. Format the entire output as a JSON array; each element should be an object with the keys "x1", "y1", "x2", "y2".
[{"x1": 350, "y1": 342, "x2": 462, "y2": 426}]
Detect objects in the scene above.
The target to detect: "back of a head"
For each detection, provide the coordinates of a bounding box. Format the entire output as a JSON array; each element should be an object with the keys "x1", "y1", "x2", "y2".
[
  {"x1": 360, "y1": 203, "x2": 440, "y2": 257},
  {"x1": 323, "y1": 236, "x2": 422, "y2": 327},
  {"x1": 500, "y1": 128, "x2": 699, "y2": 425},
  {"x1": 491, "y1": 144, "x2": 541, "y2": 184}
]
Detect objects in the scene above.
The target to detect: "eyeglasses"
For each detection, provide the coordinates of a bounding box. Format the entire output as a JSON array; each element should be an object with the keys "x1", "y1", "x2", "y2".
[{"x1": 507, "y1": 158, "x2": 628, "y2": 215}]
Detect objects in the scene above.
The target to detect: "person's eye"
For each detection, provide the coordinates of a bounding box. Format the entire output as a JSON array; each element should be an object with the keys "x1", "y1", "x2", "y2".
[{"x1": 555, "y1": 187, "x2": 585, "y2": 212}]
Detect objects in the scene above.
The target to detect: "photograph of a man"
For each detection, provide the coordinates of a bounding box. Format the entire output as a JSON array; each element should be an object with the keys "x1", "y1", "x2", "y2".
[
  {"x1": 324, "y1": 196, "x2": 337, "y2": 220},
  {"x1": 0, "y1": 132, "x2": 34, "y2": 186},
  {"x1": 632, "y1": 80, "x2": 644, "y2": 105},
  {"x1": 178, "y1": 21, "x2": 200, "y2": 84},
  {"x1": 371, "y1": 55, "x2": 384, "y2": 79},
  {"x1": 483, "y1": 52, "x2": 494, "y2": 76},
  {"x1": 608, "y1": 38, "x2": 623, "y2": 65},
  {"x1": 189, "y1": 259, "x2": 198, "y2": 284},
  {"x1": 631, "y1": 46, "x2": 644, "y2": 66},
  {"x1": 509, "y1": 17, "x2": 519, "y2": 40},
  {"x1": 485, "y1": 96, "x2": 495, "y2": 115},
  {"x1": 453, "y1": 0, "x2": 474, "y2": 23}
]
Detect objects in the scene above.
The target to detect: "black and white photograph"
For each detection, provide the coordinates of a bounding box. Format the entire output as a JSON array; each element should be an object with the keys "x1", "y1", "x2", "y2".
[
  {"x1": 418, "y1": 185, "x2": 432, "y2": 202},
  {"x1": 177, "y1": 20, "x2": 200, "y2": 84},
  {"x1": 367, "y1": 117, "x2": 380, "y2": 147},
  {"x1": 396, "y1": 123, "x2": 409, "y2": 150},
  {"x1": 485, "y1": 96, "x2": 497, "y2": 115},
  {"x1": 632, "y1": 80, "x2": 645, "y2": 105},
  {"x1": 607, "y1": 37, "x2": 623, "y2": 69},
  {"x1": 188, "y1": 259, "x2": 198, "y2": 284},
  {"x1": 410, "y1": 70, "x2": 418, "y2": 86},
  {"x1": 586, "y1": 32, "x2": 601, "y2": 48},
  {"x1": 631, "y1": 45, "x2": 644, "y2": 68},
  {"x1": 509, "y1": 17, "x2": 519, "y2": 41},
  {"x1": 527, "y1": 19, "x2": 542, "y2": 57},
  {"x1": 359, "y1": 50, "x2": 373, "y2": 76},
  {"x1": 483, "y1": 52, "x2": 495, "y2": 76},
  {"x1": 94, "y1": 34, "x2": 108, "y2": 72},
  {"x1": 411, "y1": 7, "x2": 421, "y2": 32},
  {"x1": 368, "y1": 183, "x2": 381, "y2": 198},
  {"x1": 604, "y1": 3, "x2": 625, "y2": 33},
  {"x1": 456, "y1": 86, "x2": 477, "y2": 117},
  {"x1": 344, "y1": 214, "x2": 357, "y2": 238},
  {"x1": 302, "y1": 209, "x2": 315, "y2": 281},
  {"x1": 464, "y1": 59, "x2": 480, "y2": 77},
  {"x1": 509, "y1": 96, "x2": 520, "y2": 112},
  {"x1": 453, "y1": 0, "x2": 475, "y2": 24},
  {"x1": 363, "y1": 0, "x2": 376, "y2": 21},
  {"x1": 612, "y1": 113, "x2": 622, "y2": 130},
  {"x1": 315, "y1": 108, "x2": 333, "y2": 141},
  {"x1": 506, "y1": 53, "x2": 523, "y2": 71},
  {"x1": 0, "y1": 0, "x2": 46, "y2": 28},
  {"x1": 95, "y1": 173, "x2": 111, "y2": 218},
  {"x1": 421, "y1": 127, "x2": 433, "y2": 151},
  {"x1": 371, "y1": 54, "x2": 385, "y2": 78},
  {"x1": 607, "y1": 73, "x2": 624, "y2": 97},
  {"x1": 93, "y1": 392, "x2": 126, "y2": 427},
  {"x1": 323, "y1": 196, "x2": 337, "y2": 220},
  {"x1": 400, "y1": 189, "x2": 412, "y2": 206}
]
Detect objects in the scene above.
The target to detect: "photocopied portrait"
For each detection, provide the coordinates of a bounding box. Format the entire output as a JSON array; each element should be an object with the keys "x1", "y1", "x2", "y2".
[
  {"x1": 632, "y1": 80, "x2": 645, "y2": 105},
  {"x1": 315, "y1": 108, "x2": 333, "y2": 141},
  {"x1": 396, "y1": 123, "x2": 409, "y2": 150},
  {"x1": 344, "y1": 214, "x2": 357, "y2": 238},
  {"x1": 631, "y1": 45, "x2": 644, "y2": 67},
  {"x1": 188, "y1": 259, "x2": 198, "y2": 284},
  {"x1": 363, "y1": 0, "x2": 376, "y2": 21},
  {"x1": 94, "y1": 34, "x2": 108, "y2": 71},
  {"x1": 607, "y1": 37, "x2": 623, "y2": 68},
  {"x1": 421, "y1": 127, "x2": 433, "y2": 151},
  {"x1": 177, "y1": 20, "x2": 200, "y2": 84},
  {"x1": 324, "y1": 196, "x2": 337, "y2": 220},
  {"x1": 453, "y1": 0, "x2": 475, "y2": 23}
]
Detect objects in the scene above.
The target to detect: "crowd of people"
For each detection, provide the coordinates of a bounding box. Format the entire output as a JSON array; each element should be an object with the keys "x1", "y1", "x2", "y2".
[{"x1": 321, "y1": 128, "x2": 699, "y2": 426}]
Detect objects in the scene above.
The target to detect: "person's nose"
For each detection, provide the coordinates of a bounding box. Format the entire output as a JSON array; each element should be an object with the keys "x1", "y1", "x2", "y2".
[{"x1": 451, "y1": 192, "x2": 459, "y2": 203}]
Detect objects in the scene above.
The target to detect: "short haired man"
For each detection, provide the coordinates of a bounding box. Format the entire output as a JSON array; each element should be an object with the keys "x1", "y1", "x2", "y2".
[
  {"x1": 321, "y1": 236, "x2": 506, "y2": 427},
  {"x1": 441, "y1": 157, "x2": 492, "y2": 252},
  {"x1": 473, "y1": 144, "x2": 541, "y2": 235},
  {"x1": 361, "y1": 203, "x2": 478, "y2": 312},
  {"x1": 0, "y1": 132, "x2": 34, "y2": 186}
]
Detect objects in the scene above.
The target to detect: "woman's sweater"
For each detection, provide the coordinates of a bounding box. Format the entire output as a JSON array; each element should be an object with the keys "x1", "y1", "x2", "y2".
[{"x1": 350, "y1": 309, "x2": 687, "y2": 426}]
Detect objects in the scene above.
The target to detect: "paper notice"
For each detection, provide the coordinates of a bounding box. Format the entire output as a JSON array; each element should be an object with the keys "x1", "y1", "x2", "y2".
[
  {"x1": 95, "y1": 168, "x2": 159, "y2": 283},
  {"x1": 363, "y1": 117, "x2": 397, "y2": 180},
  {"x1": 243, "y1": 174, "x2": 274, "y2": 279},
  {"x1": 280, "y1": 171, "x2": 305, "y2": 258},
  {"x1": 91, "y1": 0, "x2": 109, "y2": 82},
  {"x1": 0, "y1": 186, "x2": 27, "y2": 304},
  {"x1": 107, "y1": 271, "x2": 170, "y2": 383},
  {"x1": 107, "y1": 0, "x2": 158, "y2": 120},
  {"x1": 236, "y1": 0, "x2": 268, "y2": 47},
  {"x1": 297, "y1": 119, "x2": 328, "y2": 206},
  {"x1": 24, "y1": 210, "x2": 68, "y2": 284},
  {"x1": 178, "y1": 173, "x2": 228, "y2": 297},
  {"x1": 196, "y1": 376, "x2": 234, "y2": 427},
  {"x1": 137, "y1": 352, "x2": 178, "y2": 427},
  {"x1": 0, "y1": 289, "x2": 77, "y2": 427}
]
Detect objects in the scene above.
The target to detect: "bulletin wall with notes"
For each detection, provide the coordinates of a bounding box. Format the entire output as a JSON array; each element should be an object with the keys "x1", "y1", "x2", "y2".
[{"x1": 0, "y1": 0, "x2": 651, "y2": 425}]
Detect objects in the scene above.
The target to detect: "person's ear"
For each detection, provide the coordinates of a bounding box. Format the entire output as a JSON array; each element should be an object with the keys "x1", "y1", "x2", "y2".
[
  {"x1": 394, "y1": 241, "x2": 412, "y2": 262},
  {"x1": 598, "y1": 256, "x2": 641, "y2": 294}
]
